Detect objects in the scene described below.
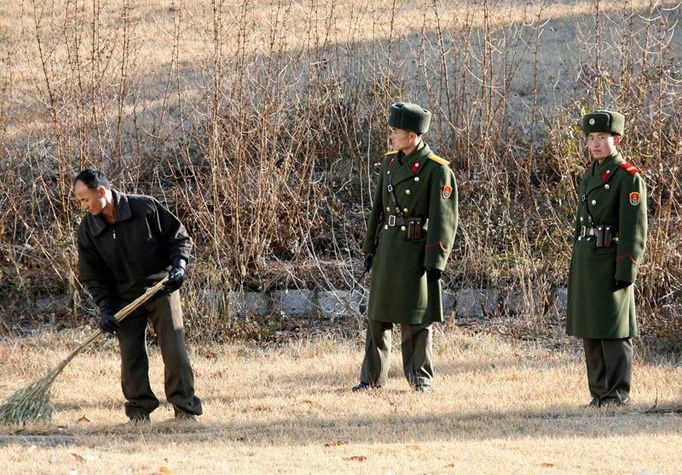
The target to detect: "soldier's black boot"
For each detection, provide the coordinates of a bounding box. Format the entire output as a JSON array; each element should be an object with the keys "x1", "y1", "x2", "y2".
[
  {"x1": 352, "y1": 382, "x2": 372, "y2": 392},
  {"x1": 126, "y1": 411, "x2": 151, "y2": 425},
  {"x1": 174, "y1": 407, "x2": 198, "y2": 422}
]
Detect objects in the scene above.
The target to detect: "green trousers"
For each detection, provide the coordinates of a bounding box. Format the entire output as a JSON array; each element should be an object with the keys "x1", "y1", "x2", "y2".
[
  {"x1": 583, "y1": 337, "x2": 633, "y2": 404},
  {"x1": 360, "y1": 319, "x2": 434, "y2": 388},
  {"x1": 116, "y1": 291, "x2": 202, "y2": 418}
]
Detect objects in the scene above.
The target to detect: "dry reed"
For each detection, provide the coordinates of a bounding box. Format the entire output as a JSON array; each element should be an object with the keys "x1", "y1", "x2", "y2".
[{"x1": 0, "y1": 0, "x2": 679, "y2": 348}]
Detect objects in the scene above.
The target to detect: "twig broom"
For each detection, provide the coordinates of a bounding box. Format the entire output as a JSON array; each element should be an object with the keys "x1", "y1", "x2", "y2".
[{"x1": 0, "y1": 277, "x2": 168, "y2": 425}]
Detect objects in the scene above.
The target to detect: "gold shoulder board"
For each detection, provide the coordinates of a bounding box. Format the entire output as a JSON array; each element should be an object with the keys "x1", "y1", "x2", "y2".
[
  {"x1": 428, "y1": 154, "x2": 450, "y2": 166},
  {"x1": 384, "y1": 150, "x2": 399, "y2": 156}
]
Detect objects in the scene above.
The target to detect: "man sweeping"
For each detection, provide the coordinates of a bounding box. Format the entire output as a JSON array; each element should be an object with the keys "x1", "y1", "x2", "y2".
[{"x1": 73, "y1": 169, "x2": 202, "y2": 423}]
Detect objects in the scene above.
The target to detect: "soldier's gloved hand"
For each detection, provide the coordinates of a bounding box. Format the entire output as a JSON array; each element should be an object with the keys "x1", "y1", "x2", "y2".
[
  {"x1": 99, "y1": 307, "x2": 119, "y2": 334},
  {"x1": 426, "y1": 269, "x2": 442, "y2": 282},
  {"x1": 615, "y1": 280, "x2": 632, "y2": 290},
  {"x1": 363, "y1": 254, "x2": 373, "y2": 272},
  {"x1": 164, "y1": 257, "x2": 187, "y2": 292}
]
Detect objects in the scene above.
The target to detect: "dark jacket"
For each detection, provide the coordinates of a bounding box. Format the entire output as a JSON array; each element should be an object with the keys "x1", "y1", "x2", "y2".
[{"x1": 77, "y1": 190, "x2": 192, "y2": 308}]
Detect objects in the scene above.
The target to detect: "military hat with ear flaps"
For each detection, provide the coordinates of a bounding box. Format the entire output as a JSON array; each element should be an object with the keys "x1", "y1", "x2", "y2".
[
  {"x1": 388, "y1": 102, "x2": 432, "y2": 134},
  {"x1": 582, "y1": 110, "x2": 625, "y2": 136}
]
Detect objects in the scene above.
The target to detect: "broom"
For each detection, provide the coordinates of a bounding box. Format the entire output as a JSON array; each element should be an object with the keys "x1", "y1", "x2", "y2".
[{"x1": 0, "y1": 277, "x2": 168, "y2": 425}]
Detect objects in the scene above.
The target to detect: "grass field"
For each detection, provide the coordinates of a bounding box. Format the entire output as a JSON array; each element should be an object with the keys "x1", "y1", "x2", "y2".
[{"x1": 1, "y1": 327, "x2": 680, "y2": 474}]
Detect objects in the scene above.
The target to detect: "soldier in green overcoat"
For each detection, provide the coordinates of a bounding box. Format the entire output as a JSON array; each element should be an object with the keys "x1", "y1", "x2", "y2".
[
  {"x1": 566, "y1": 110, "x2": 647, "y2": 407},
  {"x1": 352, "y1": 102, "x2": 459, "y2": 393}
]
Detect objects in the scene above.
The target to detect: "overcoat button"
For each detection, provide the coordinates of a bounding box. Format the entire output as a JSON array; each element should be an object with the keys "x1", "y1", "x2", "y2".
[
  {"x1": 403, "y1": 208, "x2": 408, "y2": 213},
  {"x1": 384, "y1": 225, "x2": 388, "y2": 230},
  {"x1": 405, "y1": 190, "x2": 411, "y2": 195},
  {"x1": 386, "y1": 207, "x2": 391, "y2": 212},
  {"x1": 604, "y1": 184, "x2": 610, "y2": 190},
  {"x1": 400, "y1": 226, "x2": 406, "y2": 231},
  {"x1": 414, "y1": 177, "x2": 420, "y2": 182},
  {"x1": 591, "y1": 200, "x2": 597, "y2": 205}
]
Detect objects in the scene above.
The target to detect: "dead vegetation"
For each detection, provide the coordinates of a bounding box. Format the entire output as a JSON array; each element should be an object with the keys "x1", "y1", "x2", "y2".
[
  {"x1": 0, "y1": 0, "x2": 680, "y2": 350},
  {"x1": 0, "y1": 330, "x2": 680, "y2": 473}
]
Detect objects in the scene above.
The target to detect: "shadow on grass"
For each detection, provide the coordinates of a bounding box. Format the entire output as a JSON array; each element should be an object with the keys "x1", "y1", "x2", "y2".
[{"x1": 1, "y1": 402, "x2": 680, "y2": 449}]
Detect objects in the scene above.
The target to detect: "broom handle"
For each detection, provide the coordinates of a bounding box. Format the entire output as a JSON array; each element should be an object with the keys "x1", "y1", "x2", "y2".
[{"x1": 49, "y1": 277, "x2": 169, "y2": 380}]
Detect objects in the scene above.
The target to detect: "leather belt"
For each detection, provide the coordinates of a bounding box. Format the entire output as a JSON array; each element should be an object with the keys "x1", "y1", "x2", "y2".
[
  {"x1": 579, "y1": 225, "x2": 619, "y2": 243},
  {"x1": 384, "y1": 215, "x2": 429, "y2": 229}
]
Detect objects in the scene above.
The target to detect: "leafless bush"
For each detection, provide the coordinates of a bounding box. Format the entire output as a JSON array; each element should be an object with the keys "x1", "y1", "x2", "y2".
[{"x1": 0, "y1": 0, "x2": 679, "y2": 349}]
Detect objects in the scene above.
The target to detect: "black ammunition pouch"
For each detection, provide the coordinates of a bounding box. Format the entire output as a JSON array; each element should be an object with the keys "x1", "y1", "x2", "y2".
[
  {"x1": 580, "y1": 225, "x2": 615, "y2": 248},
  {"x1": 596, "y1": 225, "x2": 613, "y2": 248},
  {"x1": 406, "y1": 217, "x2": 423, "y2": 240}
]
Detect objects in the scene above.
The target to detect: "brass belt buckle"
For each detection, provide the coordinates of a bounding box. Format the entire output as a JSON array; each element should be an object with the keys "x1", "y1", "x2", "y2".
[{"x1": 388, "y1": 215, "x2": 396, "y2": 226}]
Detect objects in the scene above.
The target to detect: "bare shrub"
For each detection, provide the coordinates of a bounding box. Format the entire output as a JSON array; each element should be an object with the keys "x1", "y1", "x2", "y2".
[{"x1": 0, "y1": 0, "x2": 679, "y2": 348}]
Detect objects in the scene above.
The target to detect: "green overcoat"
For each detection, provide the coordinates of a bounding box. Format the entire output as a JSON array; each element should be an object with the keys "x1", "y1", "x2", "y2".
[
  {"x1": 566, "y1": 152, "x2": 647, "y2": 338},
  {"x1": 363, "y1": 142, "x2": 458, "y2": 325}
]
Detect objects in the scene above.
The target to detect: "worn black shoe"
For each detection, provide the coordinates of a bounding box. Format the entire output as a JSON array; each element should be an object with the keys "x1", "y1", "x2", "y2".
[
  {"x1": 174, "y1": 407, "x2": 198, "y2": 422},
  {"x1": 351, "y1": 382, "x2": 372, "y2": 392},
  {"x1": 126, "y1": 413, "x2": 151, "y2": 425},
  {"x1": 600, "y1": 397, "x2": 631, "y2": 408}
]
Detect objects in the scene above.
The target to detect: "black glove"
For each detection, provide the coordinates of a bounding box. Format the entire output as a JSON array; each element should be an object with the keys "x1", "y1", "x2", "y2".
[
  {"x1": 99, "y1": 307, "x2": 119, "y2": 334},
  {"x1": 615, "y1": 280, "x2": 632, "y2": 290},
  {"x1": 164, "y1": 257, "x2": 187, "y2": 292},
  {"x1": 426, "y1": 268, "x2": 442, "y2": 282},
  {"x1": 364, "y1": 254, "x2": 373, "y2": 272}
]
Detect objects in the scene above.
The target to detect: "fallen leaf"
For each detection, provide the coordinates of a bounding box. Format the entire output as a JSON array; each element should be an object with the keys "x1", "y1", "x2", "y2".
[
  {"x1": 444, "y1": 464, "x2": 455, "y2": 468},
  {"x1": 71, "y1": 453, "x2": 97, "y2": 464},
  {"x1": 407, "y1": 444, "x2": 421, "y2": 450},
  {"x1": 541, "y1": 463, "x2": 555, "y2": 467},
  {"x1": 345, "y1": 455, "x2": 367, "y2": 462},
  {"x1": 159, "y1": 467, "x2": 172, "y2": 474},
  {"x1": 324, "y1": 439, "x2": 348, "y2": 447},
  {"x1": 77, "y1": 415, "x2": 91, "y2": 423}
]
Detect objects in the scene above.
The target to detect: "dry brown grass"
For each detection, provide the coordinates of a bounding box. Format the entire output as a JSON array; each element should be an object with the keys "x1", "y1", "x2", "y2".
[
  {"x1": 0, "y1": 329, "x2": 680, "y2": 474},
  {"x1": 0, "y1": 0, "x2": 680, "y2": 349}
]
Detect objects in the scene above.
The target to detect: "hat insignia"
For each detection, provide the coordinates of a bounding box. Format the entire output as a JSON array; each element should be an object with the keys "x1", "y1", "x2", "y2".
[{"x1": 589, "y1": 118, "x2": 595, "y2": 125}]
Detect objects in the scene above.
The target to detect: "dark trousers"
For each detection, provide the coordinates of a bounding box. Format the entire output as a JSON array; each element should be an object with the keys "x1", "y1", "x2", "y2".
[
  {"x1": 583, "y1": 337, "x2": 633, "y2": 404},
  {"x1": 360, "y1": 319, "x2": 434, "y2": 388},
  {"x1": 116, "y1": 291, "x2": 202, "y2": 418}
]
